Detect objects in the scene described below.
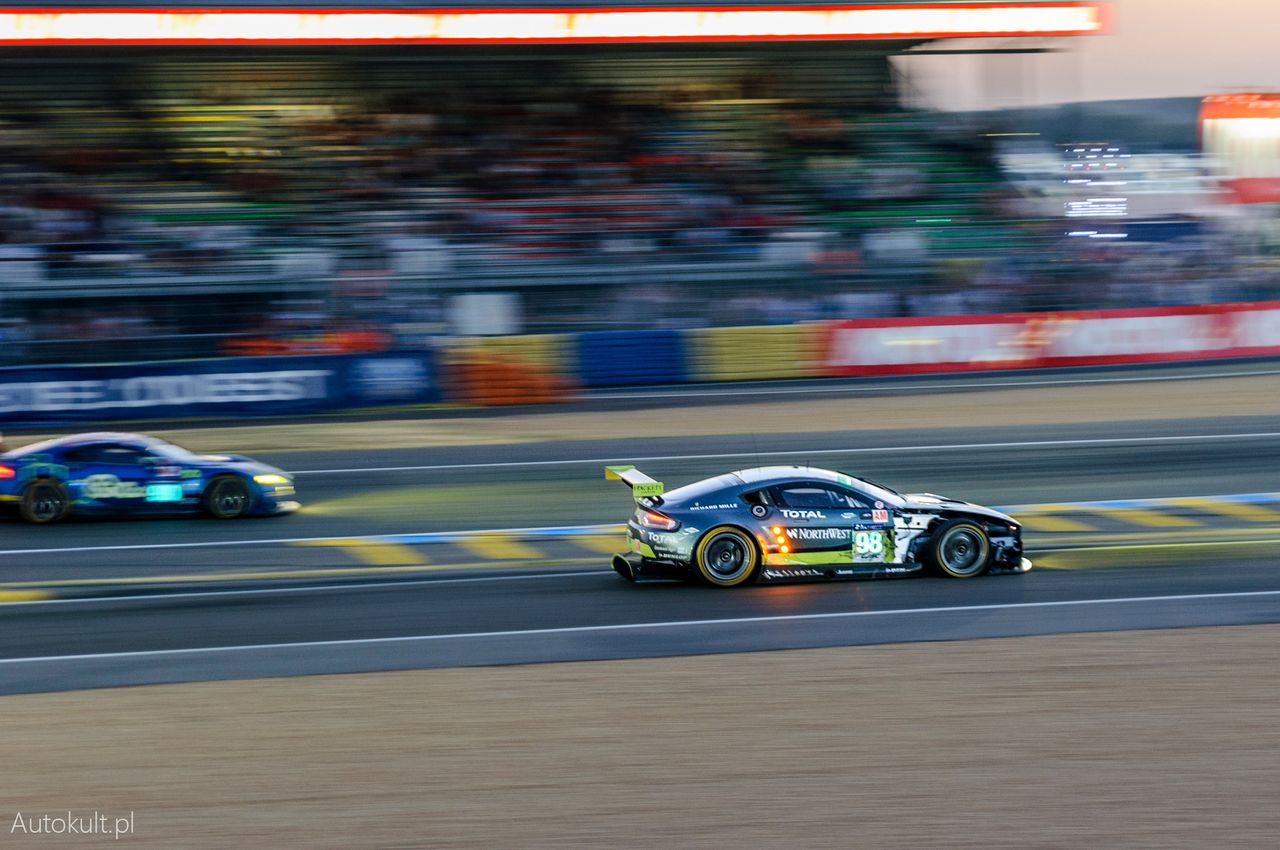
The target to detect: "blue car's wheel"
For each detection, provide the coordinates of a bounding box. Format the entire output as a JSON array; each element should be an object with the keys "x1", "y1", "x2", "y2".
[
  {"x1": 204, "y1": 476, "x2": 252, "y2": 519},
  {"x1": 20, "y1": 480, "x2": 70, "y2": 524}
]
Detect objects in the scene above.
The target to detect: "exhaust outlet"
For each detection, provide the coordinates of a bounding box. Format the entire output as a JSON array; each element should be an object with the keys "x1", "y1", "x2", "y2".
[{"x1": 612, "y1": 554, "x2": 637, "y2": 582}]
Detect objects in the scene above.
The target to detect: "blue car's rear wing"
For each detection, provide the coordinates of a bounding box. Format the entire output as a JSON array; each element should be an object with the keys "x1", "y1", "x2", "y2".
[{"x1": 605, "y1": 465, "x2": 665, "y2": 502}]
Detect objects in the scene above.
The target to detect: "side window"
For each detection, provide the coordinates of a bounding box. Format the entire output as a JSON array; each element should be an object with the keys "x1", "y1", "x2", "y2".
[
  {"x1": 99, "y1": 446, "x2": 148, "y2": 465},
  {"x1": 832, "y1": 488, "x2": 871, "y2": 509},
  {"x1": 774, "y1": 484, "x2": 869, "y2": 510},
  {"x1": 774, "y1": 485, "x2": 839, "y2": 509},
  {"x1": 63, "y1": 444, "x2": 148, "y2": 465},
  {"x1": 743, "y1": 489, "x2": 772, "y2": 507},
  {"x1": 62, "y1": 446, "x2": 100, "y2": 464}
]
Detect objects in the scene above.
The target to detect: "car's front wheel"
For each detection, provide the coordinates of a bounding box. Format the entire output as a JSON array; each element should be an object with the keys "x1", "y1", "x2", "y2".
[
  {"x1": 19, "y1": 480, "x2": 70, "y2": 524},
  {"x1": 694, "y1": 526, "x2": 760, "y2": 587},
  {"x1": 203, "y1": 476, "x2": 252, "y2": 519},
  {"x1": 930, "y1": 519, "x2": 991, "y2": 578}
]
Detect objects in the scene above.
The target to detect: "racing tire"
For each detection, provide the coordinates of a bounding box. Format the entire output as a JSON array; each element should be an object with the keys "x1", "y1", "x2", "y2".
[
  {"x1": 203, "y1": 476, "x2": 253, "y2": 519},
  {"x1": 929, "y1": 519, "x2": 991, "y2": 578},
  {"x1": 693, "y1": 526, "x2": 760, "y2": 588},
  {"x1": 19, "y1": 480, "x2": 71, "y2": 524}
]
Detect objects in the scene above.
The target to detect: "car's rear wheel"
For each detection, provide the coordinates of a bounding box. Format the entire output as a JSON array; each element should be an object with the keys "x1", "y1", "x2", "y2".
[
  {"x1": 19, "y1": 480, "x2": 70, "y2": 524},
  {"x1": 204, "y1": 476, "x2": 252, "y2": 519},
  {"x1": 694, "y1": 526, "x2": 760, "y2": 587},
  {"x1": 930, "y1": 519, "x2": 991, "y2": 578}
]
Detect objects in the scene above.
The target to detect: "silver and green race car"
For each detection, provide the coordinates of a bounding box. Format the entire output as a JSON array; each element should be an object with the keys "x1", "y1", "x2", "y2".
[{"x1": 607, "y1": 464, "x2": 1031, "y2": 587}]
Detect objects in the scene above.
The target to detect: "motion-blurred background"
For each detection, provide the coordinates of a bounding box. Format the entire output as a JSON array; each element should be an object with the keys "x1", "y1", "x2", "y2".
[{"x1": 1, "y1": 0, "x2": 1278, "y2": 417}]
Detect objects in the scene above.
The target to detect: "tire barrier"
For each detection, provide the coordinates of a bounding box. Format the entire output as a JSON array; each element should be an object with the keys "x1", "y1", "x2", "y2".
[
  {"x1": 438, "y1": 300, "x2": 1280, "y2": 404},
  {"x1": 441, "y1": 335, "x2": 579, "y2": 405},
  {"x1": 688, "y1": 323, "x2": 822, "y2": 382},
  {"x1": 575, "y1": 330, "x2": 689, "y2": 388}
]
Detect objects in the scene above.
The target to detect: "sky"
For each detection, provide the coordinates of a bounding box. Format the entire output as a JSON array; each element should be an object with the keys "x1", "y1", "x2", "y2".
[{"x1": 901, "y1": 0, "x2": 1280, "y2": 110}]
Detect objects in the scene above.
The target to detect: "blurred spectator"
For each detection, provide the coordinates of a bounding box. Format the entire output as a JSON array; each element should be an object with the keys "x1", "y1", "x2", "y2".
[{"x1": 0, "y1": 60, "x2": 1275, "y2": 363}]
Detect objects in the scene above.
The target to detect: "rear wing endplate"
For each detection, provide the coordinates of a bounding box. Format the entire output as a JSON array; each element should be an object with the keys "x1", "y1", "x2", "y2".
[{"x1": 604, "y1": 465, "x2": 665, "y2": 500}]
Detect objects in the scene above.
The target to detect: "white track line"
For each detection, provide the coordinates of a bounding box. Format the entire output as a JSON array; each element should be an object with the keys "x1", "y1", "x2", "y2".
[
  {"x1": 291, "y1": 431, "x2": 1280, "y2": 475},
  {"x1": 3, "y1": 589, "x2": 1279, "y2": 665},
  {"x1": 0, "y1": 570, "x2": 612, "y2": 606}
]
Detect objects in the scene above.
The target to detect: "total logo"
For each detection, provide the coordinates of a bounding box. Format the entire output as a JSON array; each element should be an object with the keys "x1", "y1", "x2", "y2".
[{"x1": 780, "y1": 509, "x2": 825, "y2": 520}]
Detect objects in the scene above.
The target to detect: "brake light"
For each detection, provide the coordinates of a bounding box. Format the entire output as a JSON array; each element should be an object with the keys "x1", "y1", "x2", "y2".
[
  {"x1": 637, "y1": 510, "x2": 678, "y2": 531},
  {"x1": 0, "y1": 465, "x2": 14, "y2": 479}
]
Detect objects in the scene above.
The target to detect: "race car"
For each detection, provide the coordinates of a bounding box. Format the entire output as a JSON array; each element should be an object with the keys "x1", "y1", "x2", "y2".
[
  {"x1": 607, "y1": 464, "x2": 1031, "y2": 586},
  {"x1": 0, "y1": 432, "x2": 298, "y2": 523}
]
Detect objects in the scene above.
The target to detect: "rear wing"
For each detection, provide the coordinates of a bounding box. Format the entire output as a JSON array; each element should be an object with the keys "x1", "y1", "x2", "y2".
[{"x1": 604, "y1": 465, "x2": 665, "y2": 501}]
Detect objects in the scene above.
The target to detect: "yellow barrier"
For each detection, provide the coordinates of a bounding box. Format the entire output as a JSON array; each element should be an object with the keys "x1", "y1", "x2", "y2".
[
  {"x1": 459, "y1": 334, "x2": 573, "y2": 374},
  {"x1": 688, "y1": 324, "x2": 823, "y2": 382}
]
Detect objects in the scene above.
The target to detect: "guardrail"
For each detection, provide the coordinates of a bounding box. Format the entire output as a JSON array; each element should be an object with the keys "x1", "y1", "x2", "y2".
[
  {"x1": 441, "y1": 300, "x2": 1280, "y2": 400},
  {"x1": 5, "y1": 300, "x2": 1279, "y2": 422}
]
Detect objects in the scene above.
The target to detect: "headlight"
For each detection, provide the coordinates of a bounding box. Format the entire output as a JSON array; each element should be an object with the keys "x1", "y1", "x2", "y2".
[{"x1": 253, "y1": 473, "x2": 290, "y2": 485}]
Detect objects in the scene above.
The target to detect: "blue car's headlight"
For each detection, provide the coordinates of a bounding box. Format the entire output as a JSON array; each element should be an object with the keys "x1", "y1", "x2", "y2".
[{"x1": 253, "y1": 473, "x2": 290, "y2": 485}]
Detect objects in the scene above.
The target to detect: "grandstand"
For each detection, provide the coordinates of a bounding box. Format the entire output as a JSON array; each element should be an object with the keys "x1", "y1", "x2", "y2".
[{"x1": 8, "y1": 2, "x2": 1261, "y2": 364}]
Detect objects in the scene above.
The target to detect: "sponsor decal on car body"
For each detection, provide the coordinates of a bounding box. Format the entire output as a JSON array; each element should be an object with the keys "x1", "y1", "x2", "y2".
[
  {"x1": 784, "y1": 527, "x2": 850, "y2": 542},
  {"x1": 79, "y1": 474, "x2": 146, "y2": 500},
  {"x1": 763, "y1": 568, "x2": 824, "y2": 579},
  {"x1": 780, "y1": 509, "x2": 826, "y2": 520}
]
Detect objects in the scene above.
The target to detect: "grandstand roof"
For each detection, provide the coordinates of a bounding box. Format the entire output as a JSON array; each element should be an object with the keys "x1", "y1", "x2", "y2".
[{"x1": 0, "y1": 2, "x2": 1108, "y2": 45}]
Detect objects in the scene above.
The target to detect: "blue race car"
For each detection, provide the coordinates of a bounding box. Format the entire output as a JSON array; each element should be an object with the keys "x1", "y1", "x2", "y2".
[{"x1": 0, "y1": 432, "x2": 298, "y2": 523}]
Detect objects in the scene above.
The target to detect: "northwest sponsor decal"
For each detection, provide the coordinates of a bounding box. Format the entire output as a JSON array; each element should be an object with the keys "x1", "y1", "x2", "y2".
[{"x1": 784, "y1": 527, "x2": 850, "y2": 542}]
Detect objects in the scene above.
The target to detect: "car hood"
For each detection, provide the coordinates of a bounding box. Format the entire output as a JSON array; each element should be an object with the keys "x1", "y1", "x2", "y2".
[
  {"x1": 902, "y1": 493, "x2": 1017, "y2": 525},
  {"x1": 198, "y1": 454, "x2": 290, "y2": 478}
]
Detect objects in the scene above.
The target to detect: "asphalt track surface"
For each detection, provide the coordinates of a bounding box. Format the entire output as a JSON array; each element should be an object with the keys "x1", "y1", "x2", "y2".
[{"x1": 1, "y1": 364, "x2": 1278, "y2": 694}]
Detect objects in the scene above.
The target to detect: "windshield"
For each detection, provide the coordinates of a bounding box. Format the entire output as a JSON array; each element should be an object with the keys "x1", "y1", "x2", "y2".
[
  {"x1": 147, "y1": 440, "x2": 204, "y2": 463},
  {"x1": 841, "y1": 472, "x2": 904, "y2": 504}
]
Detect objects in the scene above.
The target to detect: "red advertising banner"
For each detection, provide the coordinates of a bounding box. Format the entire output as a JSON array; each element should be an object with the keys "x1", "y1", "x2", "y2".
[{"x1": 822, "y1": 301, "x2": 1280, "y2": 376}]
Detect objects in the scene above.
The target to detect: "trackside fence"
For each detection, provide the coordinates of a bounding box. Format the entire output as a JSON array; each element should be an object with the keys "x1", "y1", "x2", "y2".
[
  {"x1": 5, "y1": 301, "x2": 1280, "y2": 423},
  {"x1": 440, "y1": 300, "x2": 1280, "y2": 403}
]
